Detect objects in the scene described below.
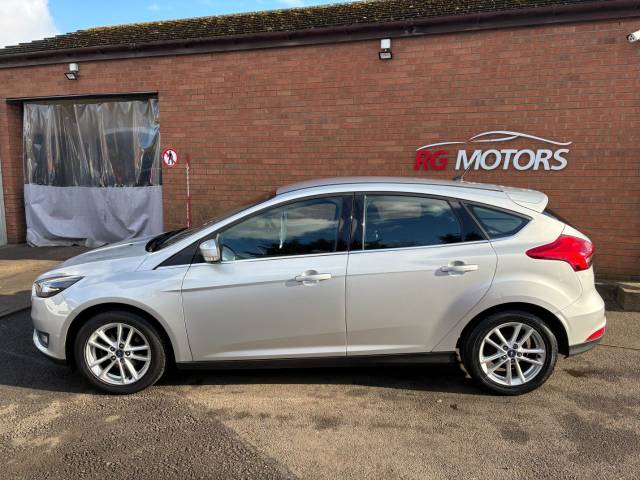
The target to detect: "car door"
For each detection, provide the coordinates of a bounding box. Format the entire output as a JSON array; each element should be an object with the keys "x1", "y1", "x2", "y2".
[
  {"x1": 346, "y1": 193, "x2": 497, "y2": 356},
  {"x1": 182, "y1": 194, "x2": 352, "y2": 361}
]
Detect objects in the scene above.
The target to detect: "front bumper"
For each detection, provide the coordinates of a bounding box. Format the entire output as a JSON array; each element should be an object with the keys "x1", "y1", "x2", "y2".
[
  {"x1": 33, "y1": 329, "x2": 68, "y2": 364},
  {"x1": 31, "y1": 291, "x2": 73, "y2": 362}
]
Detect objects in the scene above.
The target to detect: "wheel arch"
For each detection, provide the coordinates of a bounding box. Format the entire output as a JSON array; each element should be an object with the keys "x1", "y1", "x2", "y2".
[
  {"x1": 65, "y1": 302, "x2": 177, "y2": 368},
  {"x1": 456, "y1": 302, "x2": 569, "y2": 357}
]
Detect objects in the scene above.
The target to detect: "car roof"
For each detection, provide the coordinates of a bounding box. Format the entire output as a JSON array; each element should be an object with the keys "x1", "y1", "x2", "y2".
[
  {"x1": 276, "y1": 176, "x2": 505, "y2": 194},
  {"x1": 276, "y1": 176, "x2": 548, "y2": 212}
]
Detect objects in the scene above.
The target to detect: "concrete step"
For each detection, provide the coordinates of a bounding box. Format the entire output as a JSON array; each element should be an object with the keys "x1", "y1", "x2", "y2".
[
  {"x1": 616, "y1": 282, "x2": 640, "y2": 312},
  {"x1": 595, "y1": 282, "x2": 618, "y2": 303},
  {"x1": 596, "y1": 281, "x2": 640, "y2": 312}
]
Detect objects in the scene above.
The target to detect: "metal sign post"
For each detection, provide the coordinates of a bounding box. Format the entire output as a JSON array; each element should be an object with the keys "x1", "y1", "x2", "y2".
[
  {"x1": 185, "y1": 153, "x2": 192, "y2": 228},
  {"x1": 0, "y1": 159, "x2": 7, "y2": 246},
  {"x1": 162, "y1": 147, "x2": 191, "y2": 228}
]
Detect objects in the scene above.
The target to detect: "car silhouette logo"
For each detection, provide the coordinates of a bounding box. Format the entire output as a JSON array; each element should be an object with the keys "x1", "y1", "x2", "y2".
[{"x1": 415, "y1": 130, "x2": 572, "y2": 172}]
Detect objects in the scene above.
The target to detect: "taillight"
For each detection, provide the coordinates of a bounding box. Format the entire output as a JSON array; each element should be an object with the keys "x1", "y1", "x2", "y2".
[{"x1": 526, "y1": 234, "x2": 594, "y2": 272}]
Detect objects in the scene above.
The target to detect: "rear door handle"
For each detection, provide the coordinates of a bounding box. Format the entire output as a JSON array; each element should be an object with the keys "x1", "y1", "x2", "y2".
[
  {"x1": 295, "y1": 270, "x2": 332, "y2": 284},
  {"x1": 441, "y1": 263, "x2": 479, "y2": 274}
]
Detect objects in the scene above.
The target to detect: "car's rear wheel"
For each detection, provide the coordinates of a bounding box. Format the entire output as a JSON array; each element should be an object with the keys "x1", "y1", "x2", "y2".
[
  {"x1": 462, "y1": 311, "x2": 558, "y2": 395},
  {"x1": 74, "y1": 311, "x2": 166, "y2": 394}
]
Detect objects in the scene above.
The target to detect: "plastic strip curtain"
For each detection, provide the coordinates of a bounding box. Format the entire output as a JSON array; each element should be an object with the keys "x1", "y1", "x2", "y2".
[{"x1": 23, "y1": 98, "x2": 163, "y2": 247}]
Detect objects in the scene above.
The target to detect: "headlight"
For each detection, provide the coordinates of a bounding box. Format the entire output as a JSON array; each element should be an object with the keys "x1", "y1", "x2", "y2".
[{"x1": 34, "y1": 276, "x2": 83, "y2": 298}]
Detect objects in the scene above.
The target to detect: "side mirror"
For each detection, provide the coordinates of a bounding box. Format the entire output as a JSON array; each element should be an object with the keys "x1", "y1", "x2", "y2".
[{"x1": 199, "y1": 238, "x2": 221, "y2": 263}]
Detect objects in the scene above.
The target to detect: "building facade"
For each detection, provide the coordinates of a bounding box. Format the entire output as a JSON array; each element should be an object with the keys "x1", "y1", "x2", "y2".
[{"x1": 0, "y1": 0, "x2": 638, "y2": 277}]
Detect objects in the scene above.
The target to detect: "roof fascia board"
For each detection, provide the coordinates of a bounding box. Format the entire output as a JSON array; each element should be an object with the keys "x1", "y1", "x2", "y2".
[{"x1": 0, "y1": 0, "x2": 638, "y2": 68}]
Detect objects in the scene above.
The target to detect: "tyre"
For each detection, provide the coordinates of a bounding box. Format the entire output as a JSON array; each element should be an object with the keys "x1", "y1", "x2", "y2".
[
  {"x1": 462, "y1": 310, "x2": 558, "y2": 395},
  {"x1": 74, "y1": 310, "x2": 167, "y2": 394}
]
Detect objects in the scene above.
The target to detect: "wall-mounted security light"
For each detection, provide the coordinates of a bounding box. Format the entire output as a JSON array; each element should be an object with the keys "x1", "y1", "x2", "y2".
[
  {"x1": 379, "y1": 38, "x2": 392, "y2": 60},
  {"x1": 65, "y1": 62, "x2": 79, "y2": 80},
  {"x1": 627, "y1": 29, "x2": 640, "y2": 43}
]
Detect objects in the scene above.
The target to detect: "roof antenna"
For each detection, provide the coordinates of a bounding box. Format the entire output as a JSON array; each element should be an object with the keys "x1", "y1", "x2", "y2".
[{"x1": 452, "y1": 161, "x2": 474, "y2": 182}]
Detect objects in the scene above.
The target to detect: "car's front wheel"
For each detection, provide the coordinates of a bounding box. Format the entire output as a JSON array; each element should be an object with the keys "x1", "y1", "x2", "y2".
[
  {"x1": 74, "y1": 311, "x2": 167, "y2": 394},
  {"x1": 462, "y1": 311, "x2": 558, "y2": 395}
]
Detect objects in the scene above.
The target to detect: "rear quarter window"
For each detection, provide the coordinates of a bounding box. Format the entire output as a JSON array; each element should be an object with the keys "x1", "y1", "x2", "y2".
[{"x1": 466, "y1": 204, "x2": 529, "y2": 239}]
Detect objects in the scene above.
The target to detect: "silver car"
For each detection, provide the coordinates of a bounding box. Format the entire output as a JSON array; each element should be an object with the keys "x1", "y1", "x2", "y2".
[{"x1": 32, "y1": 177, "x2": 606, "y2": 395}]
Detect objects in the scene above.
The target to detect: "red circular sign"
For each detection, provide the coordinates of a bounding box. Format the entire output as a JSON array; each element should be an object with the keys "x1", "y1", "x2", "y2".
[{"x1": 162, "y1": 148, "x2": 179, "y2": 168}]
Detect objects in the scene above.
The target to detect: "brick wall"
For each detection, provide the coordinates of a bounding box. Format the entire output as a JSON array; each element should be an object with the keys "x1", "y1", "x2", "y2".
[
  {"x1": 0, "y1": 18, "x2": 638, "y2": 277},
  {"x1": 0, "y1": 102, "x2": 24, "y2": 243}
]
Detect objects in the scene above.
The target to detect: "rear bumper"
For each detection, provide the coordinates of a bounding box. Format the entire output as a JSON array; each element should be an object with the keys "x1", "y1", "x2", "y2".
[
  {"x1": 567, "y1": 337, "x2": 602, "y2": 357},
  {"x1": 557, "y1": 284, "x2": 606, "y2": 350}
]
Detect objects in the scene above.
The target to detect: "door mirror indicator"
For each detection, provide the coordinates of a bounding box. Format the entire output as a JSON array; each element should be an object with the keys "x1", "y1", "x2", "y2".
[{"x1": 200, "y1": 238, "x2": 221, "y2": 263}]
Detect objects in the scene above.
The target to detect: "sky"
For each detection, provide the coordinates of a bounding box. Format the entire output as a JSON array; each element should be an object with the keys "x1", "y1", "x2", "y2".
[{"x1": 0, "y1": 0, "x2": 359, "y2": 48}]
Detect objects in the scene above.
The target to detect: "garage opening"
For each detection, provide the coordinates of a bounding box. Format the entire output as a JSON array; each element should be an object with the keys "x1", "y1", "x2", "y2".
[{"x1": 22, "y1": 97, "x2": 162, "y2": 247}]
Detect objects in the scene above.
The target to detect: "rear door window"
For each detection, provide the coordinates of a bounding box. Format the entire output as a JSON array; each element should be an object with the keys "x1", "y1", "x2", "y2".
[
  {"x1": 466, "y1": 204, "x2": 529, "y2": 239},
  {"x1": 362, "y1": 195, "x2": 462, "y2": 250}
]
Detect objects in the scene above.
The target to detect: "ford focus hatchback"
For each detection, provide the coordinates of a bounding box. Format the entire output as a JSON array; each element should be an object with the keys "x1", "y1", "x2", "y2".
[{"x1": 32, "y1": 177, "x2": 605, "y2": 395}]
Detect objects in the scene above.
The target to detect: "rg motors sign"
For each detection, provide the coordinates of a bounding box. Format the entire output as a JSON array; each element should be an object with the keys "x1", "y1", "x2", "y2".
[{"x1": 414, "y1": 130, "x2": 572, "y2": 172}]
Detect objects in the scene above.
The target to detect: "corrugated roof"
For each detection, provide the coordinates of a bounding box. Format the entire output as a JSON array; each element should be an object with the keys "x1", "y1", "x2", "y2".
[{"x1": 0, "y1": 0, "x2": 613, "y2": 57}]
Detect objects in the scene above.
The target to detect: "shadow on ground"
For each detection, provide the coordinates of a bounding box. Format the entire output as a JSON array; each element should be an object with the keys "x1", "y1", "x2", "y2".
[
  {"x1": 0, "y1": 290, "x2": 32, "y2": 317},
  {"x1": 161, "y1": 363, "x2": 479, "y2": 395},
  {"x1": 0, "y1": 309, "x2": 480, "y2": 396},
  {"x1": 0, "y1": 244, "x2": 89, "y2": 262}
]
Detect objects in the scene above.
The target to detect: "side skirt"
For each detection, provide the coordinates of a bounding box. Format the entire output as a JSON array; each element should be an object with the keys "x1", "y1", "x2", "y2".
[{"x1": 176, "y1": 352, "x2": 458, "y2": 371}]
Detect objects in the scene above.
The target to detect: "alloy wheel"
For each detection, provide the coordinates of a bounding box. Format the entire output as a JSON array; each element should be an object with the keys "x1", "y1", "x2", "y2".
[
  {"x1": 84, "y1": 322, "x2": 151, "y2": 386},
  {"x1": 478, "y1": 321, "x2": 546, "y2": 387}
]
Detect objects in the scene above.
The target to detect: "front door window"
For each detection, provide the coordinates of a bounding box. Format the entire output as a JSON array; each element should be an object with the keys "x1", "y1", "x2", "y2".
[{"x1": 219, "y1": 196, "x2": 348, "y2": 261}]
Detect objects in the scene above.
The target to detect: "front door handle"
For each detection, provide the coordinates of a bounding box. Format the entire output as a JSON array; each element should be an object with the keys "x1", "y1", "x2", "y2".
[
  {"x1": 295, "y1": 270, "x2": 332, "y2": 284},
  {"x1": 441, "y1": 263, "x2": 479, "y2": 274}
]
